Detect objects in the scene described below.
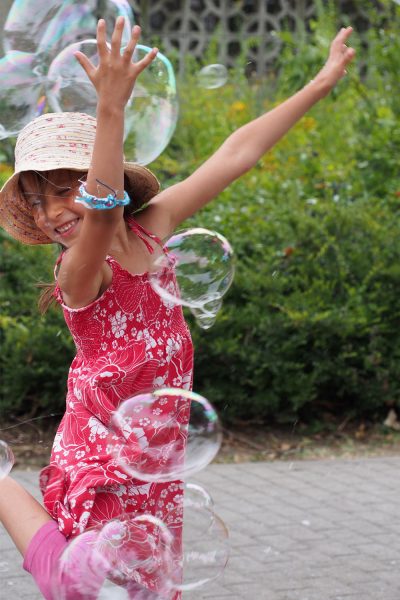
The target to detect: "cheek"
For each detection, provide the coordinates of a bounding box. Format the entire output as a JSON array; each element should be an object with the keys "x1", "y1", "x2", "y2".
[{"x1": 32, "y1": 209, "x2": 51, "y2": 231}]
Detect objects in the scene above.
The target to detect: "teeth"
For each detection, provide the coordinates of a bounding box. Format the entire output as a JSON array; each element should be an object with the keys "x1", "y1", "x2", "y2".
[{"x1": 56, "y1": 219, "x2": 78, "y2": 234}]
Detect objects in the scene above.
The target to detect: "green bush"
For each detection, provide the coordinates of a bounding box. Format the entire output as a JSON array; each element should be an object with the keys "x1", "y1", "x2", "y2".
[
  {"x1": 1, "y1": 2, "x2": 400, "y2": 424},
  {"x1": 0, "y1": 231, "x2": 74, "y2": 416}
]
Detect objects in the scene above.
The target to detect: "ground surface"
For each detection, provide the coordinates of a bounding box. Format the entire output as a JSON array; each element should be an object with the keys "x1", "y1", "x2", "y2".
[{"x1": 1, "y1": 457, "x2": 400, "y2": 599}]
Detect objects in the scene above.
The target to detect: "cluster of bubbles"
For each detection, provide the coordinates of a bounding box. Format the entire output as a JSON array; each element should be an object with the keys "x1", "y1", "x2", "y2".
[
  {"x1": 0, "y1": 0, "x2": 178, "y2": 165},
  {"x1": 150, "y1": 228, "x2": 235, "y2": 329},
  {"x1": 51, "y1": 388, "x2": 229, "y2": 598}
]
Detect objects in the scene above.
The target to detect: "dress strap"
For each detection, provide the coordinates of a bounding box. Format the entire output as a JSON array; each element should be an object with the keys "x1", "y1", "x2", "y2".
[
  {"x1": 54, "y1": 250, "x2": 65, "y2": 279},
  {"x1": 126, "y1": 216, "x2": 164, "y2": 255}
]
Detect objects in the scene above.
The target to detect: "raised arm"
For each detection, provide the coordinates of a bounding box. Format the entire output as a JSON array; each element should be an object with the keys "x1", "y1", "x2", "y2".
[
  {"x1": 57, "y1": 18, "x2": 157, "y2": 307},
  {"x1": 149, "y1": 27, "x2": 355, "y2": 235}
]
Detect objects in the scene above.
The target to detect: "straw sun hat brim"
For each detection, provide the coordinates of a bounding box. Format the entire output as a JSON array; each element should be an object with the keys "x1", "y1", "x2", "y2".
[
  {"x1": 0, "y1": 112, "x2": 160, "y2": 245},
  {"x1": 0, "y1": 163, "x2": 160, "y2": 245}
]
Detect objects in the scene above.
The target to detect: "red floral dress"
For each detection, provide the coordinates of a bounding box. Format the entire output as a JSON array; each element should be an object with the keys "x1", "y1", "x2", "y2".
[{"x1": 39, "y1": 218, "x2": 193, "y2": 592}]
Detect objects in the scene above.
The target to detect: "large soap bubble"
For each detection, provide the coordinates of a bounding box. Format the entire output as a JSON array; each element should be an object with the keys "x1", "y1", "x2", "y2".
[
  {"x1": 0, "y1": 440, "x2": 15, "y2": 480},
  {"x1": 108, "y1": 388, "x2": 222, "y2": 483},
  {"x1": 197, "y1": 64, "x2": 228, "y2": 89},
  {"x1": 149, "y1": 228, "x2": 235, "y2": 311},
  {"x1": 123, "y1": 45, "x2": 178, "y2": 165},
  {"x1": 4, "y1": 0, "x2": 133, "y2": 67},
  {"x1": 0, "y1": 51, "x2": 45, "y2": 138},
  {"x1": 166, "y1": 501, "x2": 230, "y2": 591},
  {"x1": 46, "y1": 41, "x2": 177, "y2": 160}
]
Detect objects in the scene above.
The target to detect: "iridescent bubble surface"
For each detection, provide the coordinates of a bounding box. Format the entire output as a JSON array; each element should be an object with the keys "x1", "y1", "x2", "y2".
[
  {"x1": 46, "y1": 39, "x2": 100, "y2": 115},
  {"x1": 0, "y1": 51, "x2": 45, "y2": 138},
  {"x1": 149, "y1": 228, "x2": 235, "y2": 310},
  {"x1": 166, "y1": 502, "x2": 230, "y2": 591},
  {"x1": 108, "y1": 388, "x2": 222, "y2": 483},
  {"x1": 123, "y1": 45, "x2": 178, "y2": 165},
  {"x1": 0, "y1": 440, "x2": 14, "y2": 480},
  {"x1": 4, "y1": 0, "x2": 133, "y2": 67},
  {"x1": 197, "y1": 64, "x2": 228, "y2": 89}
]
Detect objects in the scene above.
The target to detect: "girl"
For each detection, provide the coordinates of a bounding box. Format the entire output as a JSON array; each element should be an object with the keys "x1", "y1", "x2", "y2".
[{"x1": 0, "y1": 16, "x2": 355, "y2": 600}]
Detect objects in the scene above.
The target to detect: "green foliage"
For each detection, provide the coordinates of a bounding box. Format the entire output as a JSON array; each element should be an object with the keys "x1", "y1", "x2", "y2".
[
  {"x1": 0, "y1": 231, "x2": 74, "y2": 417},
  {"x1": 2, "y1": 2, "x2": 400, "y2": 424}
]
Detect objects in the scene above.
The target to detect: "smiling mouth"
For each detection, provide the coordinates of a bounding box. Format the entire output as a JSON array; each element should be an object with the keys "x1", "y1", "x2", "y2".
[{"x1": 55, "y1": 219, "x2": 79, "y2": 236}]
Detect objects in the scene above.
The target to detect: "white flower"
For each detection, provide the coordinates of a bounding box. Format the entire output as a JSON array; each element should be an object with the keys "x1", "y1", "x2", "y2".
[
  {"x1": 110, "y1": 310, "x2": 127, "y2": 338},
  {"x1": 88, "y1": 417, "x2": 108, "y2": 443}
]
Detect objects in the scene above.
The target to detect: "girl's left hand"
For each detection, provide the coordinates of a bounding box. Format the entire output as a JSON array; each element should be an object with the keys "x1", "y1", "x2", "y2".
[
  {"x1": 314, "y1": 26, "x2": 356, "y2": 96},
  {"x1": 74, "y1": 17, "x2": 158, "y2": 110}
]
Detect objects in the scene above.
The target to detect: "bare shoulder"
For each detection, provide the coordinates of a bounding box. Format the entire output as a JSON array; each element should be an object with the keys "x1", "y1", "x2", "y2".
[{"x1": 134, "y1": 195, "x2": 174, "y2": 240}]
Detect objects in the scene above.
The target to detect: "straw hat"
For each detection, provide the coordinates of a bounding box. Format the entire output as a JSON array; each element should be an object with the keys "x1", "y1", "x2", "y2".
[{"x1": 0, "y1": 112, "x2": 160, "y2": 245}]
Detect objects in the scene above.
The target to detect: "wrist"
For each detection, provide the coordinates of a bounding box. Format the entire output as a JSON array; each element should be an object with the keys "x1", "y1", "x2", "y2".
[
  {"x1": 96, "y1": 102, "x2": 125, "y2": 120},
  {"x1": 308, "y1": 72, "x2": 333, "y2": 100}
]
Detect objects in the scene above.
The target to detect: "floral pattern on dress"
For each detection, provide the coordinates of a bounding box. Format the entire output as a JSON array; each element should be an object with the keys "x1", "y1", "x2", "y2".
[{"x1": 39, "y1": 220, "x2": 193, "y2": 599}]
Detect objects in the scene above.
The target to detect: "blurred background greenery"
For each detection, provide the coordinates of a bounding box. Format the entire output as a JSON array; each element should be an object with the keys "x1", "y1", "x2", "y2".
[{"x1": 1, "y1": 1, "x2": 400, "y2": 429}]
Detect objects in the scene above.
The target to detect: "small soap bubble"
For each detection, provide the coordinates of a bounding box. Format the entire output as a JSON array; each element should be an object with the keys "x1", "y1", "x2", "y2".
[
  {"x1": 0, "y1": 440, "x2": 15, "y2": 480},
  {"x1": 109, "y1": 388, "x2": 222, "y2": 483},
  {"x1": 149, "y1": 228, "x2": 235, "y2": 312},
  {"x1": 197, "y1": 64, "x2": 228, "y2": 89}
]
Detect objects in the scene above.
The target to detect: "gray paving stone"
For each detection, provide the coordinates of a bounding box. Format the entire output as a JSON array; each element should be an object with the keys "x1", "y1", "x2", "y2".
[{"x1": 1, "y1": 456, "x2": 400, "y2": 599}]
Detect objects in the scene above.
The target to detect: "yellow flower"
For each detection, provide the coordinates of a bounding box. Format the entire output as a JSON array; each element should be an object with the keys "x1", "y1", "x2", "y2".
[
  {"x1": 230, "y1": 101, "x2": 246, "y2": 112},
  {"x1": 302, "y1": 116, "x2": 316, "y2": 131}
]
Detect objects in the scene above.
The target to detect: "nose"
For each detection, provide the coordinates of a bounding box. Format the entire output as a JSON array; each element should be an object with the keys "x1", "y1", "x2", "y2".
[{"x1": 42, "y1": 196, "x2": 66, "y2": 223}]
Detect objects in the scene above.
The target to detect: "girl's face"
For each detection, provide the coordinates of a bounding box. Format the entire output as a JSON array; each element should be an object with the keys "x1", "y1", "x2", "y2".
[{"x1": 20, "y1": 169, "x2": 86, "y2": 247}]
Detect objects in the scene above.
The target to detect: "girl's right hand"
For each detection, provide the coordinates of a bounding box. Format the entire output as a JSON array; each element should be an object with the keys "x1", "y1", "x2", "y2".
[{"x1": 74, "y1": 17, "x2": 158, "y2": 110}]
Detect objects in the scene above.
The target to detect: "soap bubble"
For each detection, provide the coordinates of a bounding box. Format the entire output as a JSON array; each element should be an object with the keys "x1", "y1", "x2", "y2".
[
  {"x1": 197, "y1": 64, "x2": 228, "y2": 89},
  {"x1": 46, "y1": 42, "x2": 177, "y2": 158},
  {"x1": 0, "y1": 440, "x2": 15, "y2": 480},
  {"x1": 123, "y1": 45, "x2": 178, "y2": 165},
  {"x1": 149, "y1": 228, "x2": 235, "y2": 311},
  {"x1": 166, "y1": 502, "x2": 230, "y2": 591},
  {"x1": 4, "y1": 0, "x2": 133, "y2": 67},
  {"x1": 0, "y1": 51, "x2": 45, "y2": 138},
  {"x1": 55, "y1": 515, "x2": 174, "y2": 599},
  {"x1": 46, "y1": 39, "x2": 100, "y2": 115},
  {"x1": 95, "y1": 515, "x2": 174, "y2": 596},
  {"x1": 109, "y1": 388, "x2": 222, "y2": 483}
]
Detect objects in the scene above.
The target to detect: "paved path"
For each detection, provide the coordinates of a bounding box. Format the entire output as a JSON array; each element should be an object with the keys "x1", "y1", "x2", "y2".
[{"x1": 1, "y1": 457, "x2": 400, "y2": 599}]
